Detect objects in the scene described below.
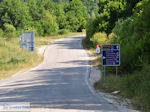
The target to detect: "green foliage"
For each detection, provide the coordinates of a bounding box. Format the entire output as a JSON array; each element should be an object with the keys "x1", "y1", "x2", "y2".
[
  {"x1": 0, "y1": 0, "x2": 32, "y2": 29},
  {"x1": 3, "y1": 23, "x2": 16, "y2": 38},
  {"x1": 133, "y1": 0, "x2": 149, "y2": 15},
  {"x1": 28, "y1": 0, "x2": 44, "y2": 21},
  {"x1": 0, "y1": 0, "x2": 90, "y2": 36},
  {"x1": 95, "y1": 65, "x2": 150, "y2": 111},
  {"x1": 82, "y1": 0, "x2": 99, "y2": 17},
  {"x1": 90, "y1": 32, "x2": 108, "y2": 47},
  {"x1": 84, "y1": 0, "x2": 150, "y2": 72},
  {"x1": 41, "y1": 12, "x2": 58, "y2": 36},
  {"x1": 53, "y1": 4, "x2": 67, "y2": 29},
  {"x1": 27, "y1": 0, "x2": 58, "y2": 36},
  {"x1": 86, "y1": 18, "x2": 97, "y2": 39},
  {"x1": 58, "y1": 29, "x2": 70, "y2": 35},
  {"x1": 97, "y1": 0, "x2": 127, "y2": 34},
  {"x1": 112, "y1": 0, "x2": 150, "y2": 72},
  {"x1": 64, "y1": 0, "x2": 88, "y2": 32},
  {"x1": 84, "y1": 0, "x2": 143, "y2": 41},
  {"x1": 84, "y1": 0, "x2": 150, "y2": 111},
  {"x1": 84, "y1": 0, "x2": 128, "y2": 49},
  {"x1": 0, "y1": 29, "x2": 3, "y2": 37},
  {"x1": 4, "y1": 24, "x2": 16, "y2": 32}
]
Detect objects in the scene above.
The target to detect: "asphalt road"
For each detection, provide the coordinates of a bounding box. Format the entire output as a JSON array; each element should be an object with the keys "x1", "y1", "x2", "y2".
[{"x1": 0, "y1": 36, "x2": 118, "y2": 112}]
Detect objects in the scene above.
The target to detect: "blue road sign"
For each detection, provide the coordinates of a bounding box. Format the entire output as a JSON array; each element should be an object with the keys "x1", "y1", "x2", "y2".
[
  {"x1": 21, "y1": 32, "x2": 35, "y2": 52},
  {"x1": 102, "y1": 44, "x2": 120, "y2": 66}
]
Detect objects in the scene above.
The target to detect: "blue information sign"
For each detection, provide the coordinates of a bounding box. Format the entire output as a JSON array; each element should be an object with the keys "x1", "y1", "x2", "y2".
[
  {"x1": 102, "y1": 44, "x2": 120, "y2": 66},
  {"x1": 20, "y1": 32, "x2": 35, "y2": 52}
]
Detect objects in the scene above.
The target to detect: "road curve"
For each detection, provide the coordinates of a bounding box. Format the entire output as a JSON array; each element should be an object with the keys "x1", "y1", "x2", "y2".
[{"x1": 0, "y1": 36, "x2": 118, "y2": 112}]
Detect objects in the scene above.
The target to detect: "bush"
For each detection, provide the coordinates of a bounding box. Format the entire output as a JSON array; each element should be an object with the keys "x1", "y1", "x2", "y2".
[
  {"x1": 112, "y1": 1, "x2": 150, "y2": 72},
  {"x1": 3, "y1": 23, "x2": 16, "y2": 38},
  {"x1": 42, "y1": 12, "x2": 58, "y2": 36},
  {"x1": 0, "y1": 29, "x2": 3, "y2": 38},
  {"x1": 24, "y1": 27, "x2": 38, "y2": 36},
  {"x1": 95, "y1": 65, "x2": 150, "y2": 111},
  {"x1": 122, "y1": 66, "x2": 150, "y2": 111},
  {"x1": 108, "y1": 33, "x2": 118, "y2": 43},
  {"x1": 86, "y1": 18, "x2": 98, "y2": 39},
  {"x1": 90, "y1": 32, "x2": 108, "y2": 47},
  {"x1": 58, "y1": 29, "x2": 70, "y2": 35},
  {"x1": 34, "y1": 21, "x2": 44, "y2": 36}
]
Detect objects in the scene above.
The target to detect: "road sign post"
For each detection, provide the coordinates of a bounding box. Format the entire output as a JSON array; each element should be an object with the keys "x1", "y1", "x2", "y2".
[
  {"x1": 102, "y1": 44, "x2": 120, "y2": 83},
  {"x1": 116, "y1": 66, "x2": 118, "y2": 78},
  {"x1": 20, "y1": 32, "x2": 35, "y2": 53},
  {"x1": 104, "y1": 66, "x2": 106, "y2": 84},
  {"x1": 20, "y1": 35, "x2": 24, "y2": 55}
]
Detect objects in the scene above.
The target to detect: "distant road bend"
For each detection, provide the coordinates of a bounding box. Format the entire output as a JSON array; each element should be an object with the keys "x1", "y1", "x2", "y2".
[{"x1": 0, "y1": 36, "x2": 118, "y2": 112}]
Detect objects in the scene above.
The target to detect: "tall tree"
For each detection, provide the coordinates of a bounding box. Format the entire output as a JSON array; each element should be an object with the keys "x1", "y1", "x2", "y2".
[
  {"x1": 0, "y1": 0, "x2": 32, "y2": 30},
  {"x1": 82, "y1": 0, "x2": 99, "y2": 16},
  {"x1": 65, "y1": 0, "x2": 88, "y2": 31}
]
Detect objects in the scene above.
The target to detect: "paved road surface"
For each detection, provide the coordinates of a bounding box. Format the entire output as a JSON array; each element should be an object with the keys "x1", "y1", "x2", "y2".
[{"x1": 0, "y1": 36, "x2": 118, "y2": 112}]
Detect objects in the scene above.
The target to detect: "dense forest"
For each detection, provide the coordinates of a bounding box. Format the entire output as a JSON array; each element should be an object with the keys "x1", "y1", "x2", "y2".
[
  {"x1": 0, "y1": 0, "x2": 150, "y2": 111},
  {"x1": 0, "y1": 0, "x2": 90, "y2": 37}
]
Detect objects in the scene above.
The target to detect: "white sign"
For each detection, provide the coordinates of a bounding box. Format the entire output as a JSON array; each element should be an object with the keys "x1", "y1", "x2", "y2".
[
  {"x1": 20, "y1": 32, "x2": 35, "y2": 51},
  {"x1": 0, "y1": 102, "x2": 30, "y2": 112},
  {"x1": 96, "y1": 44, "x2": 100, "y2": 54}
]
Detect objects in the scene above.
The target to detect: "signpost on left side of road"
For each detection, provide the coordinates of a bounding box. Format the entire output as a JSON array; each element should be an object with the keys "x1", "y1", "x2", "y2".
[
  {"x1": 20, "y1": 32, "x2": 35, "y2": 55},
  {"x1": 102, "y1": 44, "x2": 120, "y2": 83}
]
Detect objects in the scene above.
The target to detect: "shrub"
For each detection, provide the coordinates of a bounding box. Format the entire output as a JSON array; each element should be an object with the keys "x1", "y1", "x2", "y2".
[
  {"x1": 3, "y1": 23, "x2": 16, "y2": 38},
  {"x1": 0, "y1": 29, "x2": 3, "y2": 38},
  {"x1": 58, "y1": 29, "x2": 70, "y2": 35},
  {"x1": 108, "y1": 33, "x2": 118, "y2": 43},
  {"x1": 90, "y1": 32, "x2": 108, "y2": 47},
  {"x1": 42, "y1": 12, "x2": 58, "y2": 36},
  {"x1": 86, "y1": 18, "x2": 98, "y2": 40},
  {"x1": 24, "y1": 27, "x2": 38, "y2": 36}
]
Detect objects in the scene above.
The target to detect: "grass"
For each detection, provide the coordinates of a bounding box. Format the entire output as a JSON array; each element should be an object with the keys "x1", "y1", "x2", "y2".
[
  {"x1": 94, "y1": 67, "x2": 150, "y2": 112},
  {"x1": 0, "y1": 32, "x2": 85, "y2": 80}
]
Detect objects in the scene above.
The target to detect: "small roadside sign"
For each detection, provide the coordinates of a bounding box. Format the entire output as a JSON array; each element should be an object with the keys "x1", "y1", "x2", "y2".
[
  {"x1": 20, "y1": 32, "x2": 35, "y2": 52},
  {"x1": 22, "y1": 32, "x2": 35, "y2": 51},
  {"x1": 20, "y1": 34, "x2": 27, "y2": 49},
  {"x1": 96, "y1": 44, "x2": 100, "y2": 55}
]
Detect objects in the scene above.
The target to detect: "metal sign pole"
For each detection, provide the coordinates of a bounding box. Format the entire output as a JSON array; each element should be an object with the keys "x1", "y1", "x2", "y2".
[
  {"x1": 22, "y1": 41, "x2": 24, "y2": 56},
  {"x1": 102, "y1": 44, "x2": 120, "y2": 83},
  {"x1": 104, "y1": 66, "x2": 106, "y2": 83},
  {"x1": 116, "y1": 66, "x2": 118, "y2": 78}
]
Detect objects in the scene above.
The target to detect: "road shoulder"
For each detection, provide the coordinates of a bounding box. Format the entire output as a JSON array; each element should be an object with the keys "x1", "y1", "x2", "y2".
[{"x1": 87, "y1": 52, "x2": 140, "y2": 112}]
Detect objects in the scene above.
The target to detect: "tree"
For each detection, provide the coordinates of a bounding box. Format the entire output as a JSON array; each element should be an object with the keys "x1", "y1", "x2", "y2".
[
  {"x1": 82, "y1": 0, "x2": 99, "y2": 17},
  {"x1": 44, "y1": 1, "x2": 67, "y2": 29},
  {"x1": 0, "y1": 0, "x2": 32, "y2": 30},
  {"x1": 41, "y1": 11, "x2": 58, "y2": 36},
  {"x1": 65, "y1": 0, "x2": 88, "y2": 31}
]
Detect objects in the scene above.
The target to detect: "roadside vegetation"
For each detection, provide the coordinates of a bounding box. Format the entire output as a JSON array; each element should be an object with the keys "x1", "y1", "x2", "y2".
[
  {"x1": 0, "y1": 32, "x2": 84, "y2": 80},
  {"x1": 83, "y1": 0, "x2": 150, "y2": 111}
]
